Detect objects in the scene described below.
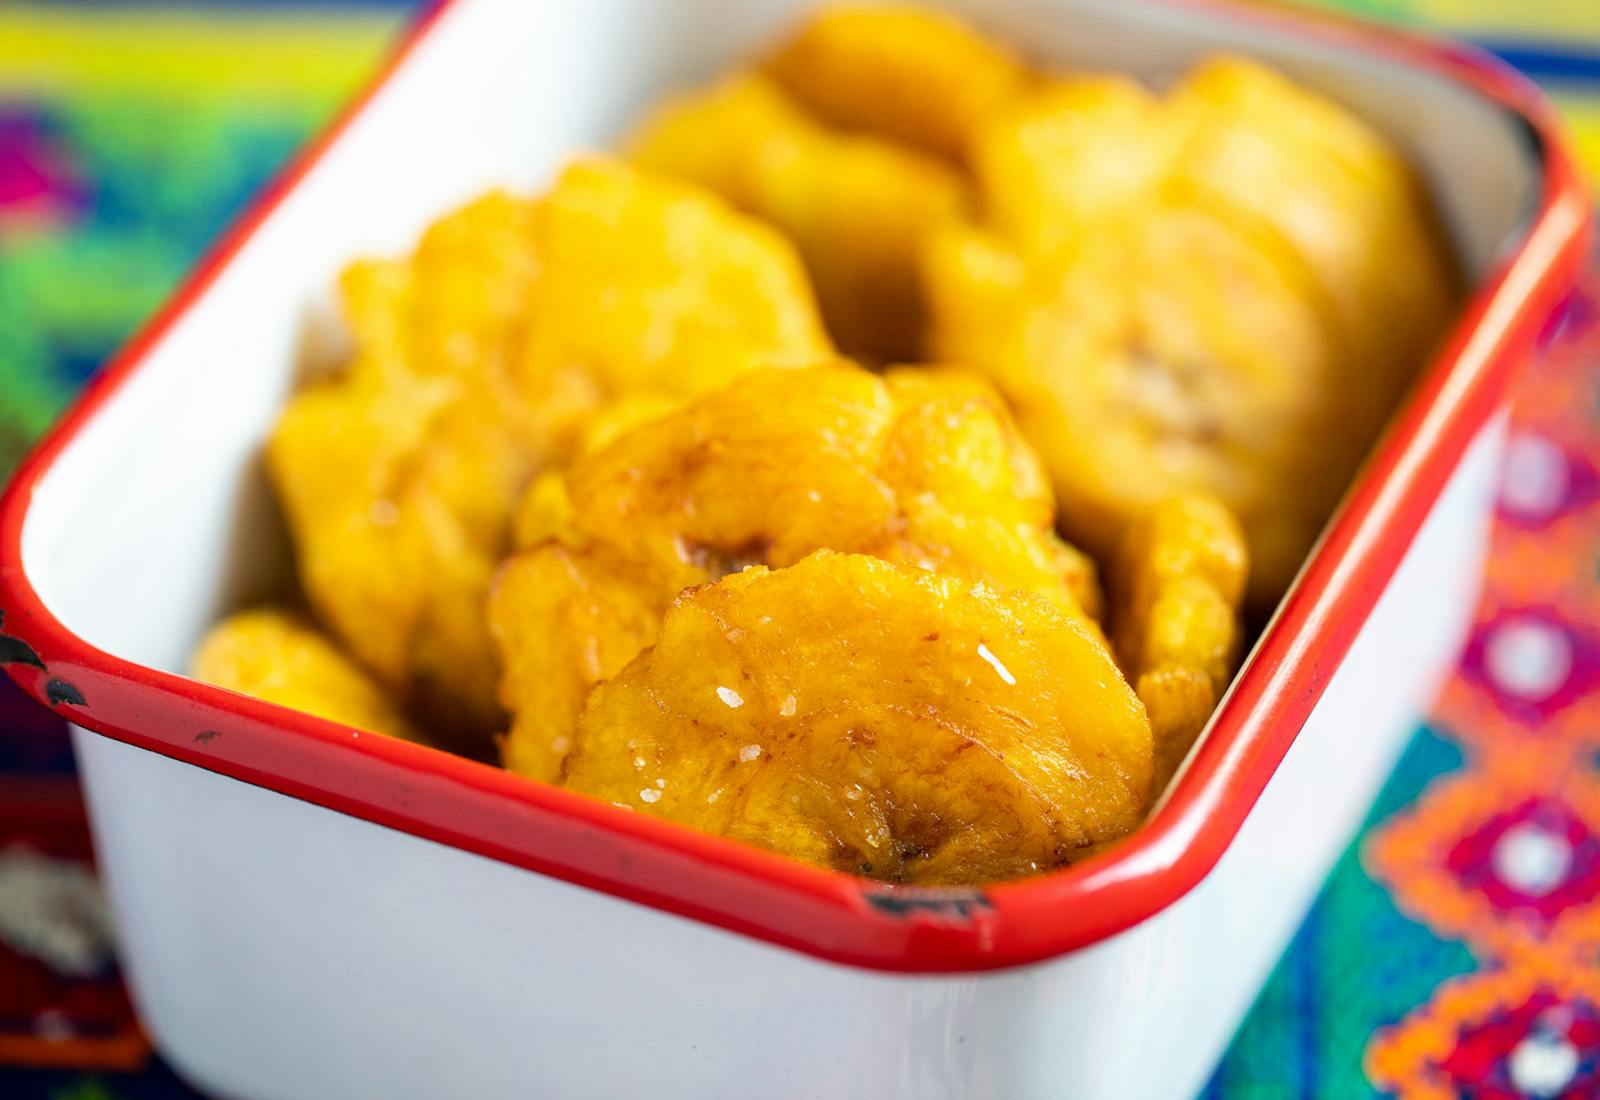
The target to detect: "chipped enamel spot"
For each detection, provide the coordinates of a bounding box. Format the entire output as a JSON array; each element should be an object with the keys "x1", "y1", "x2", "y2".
[
  {"x1": 716, "y1": 686, "x2": 744, "y2": 708},
  {"x1": 739, "y1": 744, "x2": 762, "y2": 763},
  {"x1": 639, "y1": 788, "x2": 661, "y2": 804}
]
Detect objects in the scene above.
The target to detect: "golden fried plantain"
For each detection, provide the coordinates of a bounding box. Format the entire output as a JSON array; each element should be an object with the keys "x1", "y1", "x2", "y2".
[
  {"x1": 192, "y1": 609, "x2": 425, "y2": 743},
  {"x1": 628, "y1": 73, "x2": 964, "y2": 361},
  {"x1": 1165, "y1": 57, "x2": 1458, "y2": 449},
  {"x1": 926, "y1": 201, "x2": 1337, "y2": 603},
  {"x1": 969, "y1": 75, "x2": 1174, "y2": 255},
  {"x1": 489, "y1": 364, "x2": 1101, "y2": 782},
  {"x1": 565, "y1": 551, "x2": 1154, "y2": 884},
  {"x1": 764, "y1": 4, "x2": 1028, "y2": 161},
  {"x1": 515, "y1": 159, "x2": 833, "y2": 395},
  {"x1": 1111, "y1": 495, "x2": 1248, "y2": 787},
  {"x1": 267, "y1": 342, "x2": 523, "y2": 752},
  {"x1": 927, "y1": 60, "x2": 1456, "y2": 604},
  {"x1": 269, "y1": 160, "x2": 830, "y2": 751}
]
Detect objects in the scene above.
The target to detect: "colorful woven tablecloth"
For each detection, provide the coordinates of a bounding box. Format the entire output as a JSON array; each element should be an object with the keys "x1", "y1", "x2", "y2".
[{"x1": 2, "y1": 3, "x2": 1599, "y2": 1098}]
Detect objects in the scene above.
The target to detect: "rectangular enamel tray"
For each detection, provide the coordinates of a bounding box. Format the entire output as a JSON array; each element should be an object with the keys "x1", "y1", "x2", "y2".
[{"x1": 0, "y1": 1, "x2": 1589, "y2": 1096}]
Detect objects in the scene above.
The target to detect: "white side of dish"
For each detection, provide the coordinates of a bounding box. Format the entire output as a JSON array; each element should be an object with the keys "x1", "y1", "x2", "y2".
[{"x1": 19, "y1": 1, "x2": 1541, "y2": 1097}]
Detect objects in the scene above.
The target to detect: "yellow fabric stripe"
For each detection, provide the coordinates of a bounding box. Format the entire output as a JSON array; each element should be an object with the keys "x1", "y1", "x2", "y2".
[
  {"x1": 1549, "y1": 91, "x2": 1600, "y2": 183},
  {"x1": 0, "y1": 6, "x2": 399, "y2": 102},
  {"x1": 1291, "y1": 0, "x2": 1600, "y2": 39},
  {"x1": 1403, "y1": 0, "x2": 1600, "y2": 38}
]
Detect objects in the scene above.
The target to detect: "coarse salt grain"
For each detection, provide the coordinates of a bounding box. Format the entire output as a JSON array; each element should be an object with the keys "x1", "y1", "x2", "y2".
[{"x1": 976, "y1": 642, "x2": 1016, "y2": 685}]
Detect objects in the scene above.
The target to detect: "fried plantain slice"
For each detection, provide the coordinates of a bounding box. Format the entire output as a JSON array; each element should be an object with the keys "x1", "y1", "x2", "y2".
[
  {"x1": 514, "y1": 159, "x2": 833, "y2": 395},
  {"x1": 489, "y1": 364, "x2": 1101, "y2": 782},
  {"x1": 1111, "y1": 494, "x2": 1248, "y2": 787},
  {"x1": 565, "y1": 551, "x2": 1154, "y2": 884},
  {"x1": 925, "y1": 201, "x2": 1336, "y2": 604},
  {"x1": 764, "y1": 4, "x2": 1029, "y2": 161},
  {"x1": 628, "y1": 73, "x2": 964, "y2": 361},
  {"x1": 1167, "y1": 58, "x2": 1458, "y2": 385},
  {"x1": 192, "y1": 608, "x2": 425, "y2": 743},
  {"x1": 268, "y1": 159, "x2": 830, "y2": 752},
  {"x1": 969, "y1": 75, "x2": 1175, "y2": 255}
]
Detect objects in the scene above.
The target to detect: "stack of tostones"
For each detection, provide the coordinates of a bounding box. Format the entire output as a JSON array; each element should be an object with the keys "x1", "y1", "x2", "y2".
[{"x1": 196, "y1": 4, "x2": 1463, "y2": 886}]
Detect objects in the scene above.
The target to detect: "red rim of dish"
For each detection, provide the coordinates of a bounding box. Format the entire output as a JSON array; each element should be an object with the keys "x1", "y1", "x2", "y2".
[{"x1": 0, "y1": 0, "x2": 1591, "y2": 973}]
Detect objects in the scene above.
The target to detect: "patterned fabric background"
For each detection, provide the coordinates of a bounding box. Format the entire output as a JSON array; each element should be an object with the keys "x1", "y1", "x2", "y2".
[
  {"x1": 1204, "y1": 288, "x2": 1600, "y2": 1100},
  {"x1": 0, "y1": 3, "x2": 1598, "y2": 1098}
]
